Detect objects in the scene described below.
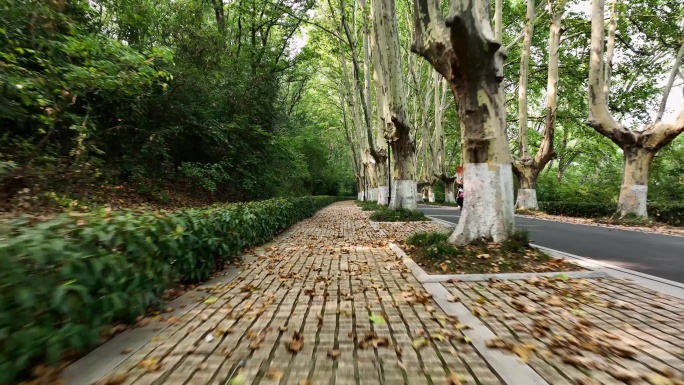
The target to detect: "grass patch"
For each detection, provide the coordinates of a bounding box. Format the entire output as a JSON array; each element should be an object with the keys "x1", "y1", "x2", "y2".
[
  {"x1": 369, "y1": 207, "x2": 429, "y2": 222},
  {"x1": 404, "y1": 231, "x2": 581, "y2": 274},
  {"x1": 597, "y1": 213, "x2": 655, "y2": 227},
  {"x1": 422, "y1": 201, "x2": 460, "y2": 207},
  {"x1": 356, "y1": 200, "x2": 380, "y2": 211}
]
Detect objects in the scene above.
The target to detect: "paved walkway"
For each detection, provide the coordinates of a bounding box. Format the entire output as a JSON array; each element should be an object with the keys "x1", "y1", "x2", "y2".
[
  {"x1": 74, "y1": 202, "x2": 499, "y2": 385},
  {"x1": 66, "y1": 202, "x2": 684, "y2": 385}
]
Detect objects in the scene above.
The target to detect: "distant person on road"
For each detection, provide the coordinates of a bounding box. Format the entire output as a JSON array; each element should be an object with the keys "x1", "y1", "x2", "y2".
[{"x1": 457, "y1": 187, "x2": 464, "y2": 210}]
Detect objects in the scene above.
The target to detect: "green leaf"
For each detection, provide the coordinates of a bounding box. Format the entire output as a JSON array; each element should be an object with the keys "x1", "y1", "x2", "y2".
[
  {"x1": 204, "y1": 296, "x2": 219, "y2": 304},
  {"x1": 369, "y1": 314, "x2": 385, "y2": 324}
]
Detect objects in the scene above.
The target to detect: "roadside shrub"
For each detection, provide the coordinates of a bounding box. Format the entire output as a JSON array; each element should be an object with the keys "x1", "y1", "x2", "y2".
[
  {"x1": 369, "y1": 207, "x2": 428, "y2": 222},
  {"x1": 356, "y1": 201, "x2": 380, "y2": 211},
  {"x1": 538, "y1": 201, "x2": 684, "y2": 226},
  {"x1": 0, "y1": 196, "x2": 345, "y2": 383},
  {"x1": 538, "y1": 202, "x2": 615, "y2": 218},
  {"x1": 650, "y1": 204, "x2": 684, "y2": 226}
]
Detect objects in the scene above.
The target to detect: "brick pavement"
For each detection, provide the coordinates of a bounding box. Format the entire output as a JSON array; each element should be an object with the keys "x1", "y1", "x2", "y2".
[
  {"x1": 93, "y1": 202, "x2": 502, "y2": 385},
  {"x1": 446, "y1": 277, "x2": 684, "y2": 384}
]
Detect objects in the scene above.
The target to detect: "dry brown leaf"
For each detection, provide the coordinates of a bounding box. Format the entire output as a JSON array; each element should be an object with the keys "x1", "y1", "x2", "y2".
[
  {"x1": 279, "y1": 325, "x2": 288, "y2": 332},
  {"x1": 265, "y1": 369, "x2": 284, "y2": 381},
  {"x1": 447, "y1": 373, "x2": 463, "y2": 385},
  {"x1": 327, "y1": 350, "x2": 341, "y2": 359},
  {"x1": 607, "y1": 366, "x2": 640, "y2": 382},
  {"x1": 447, "y1": 296, "x2": 461, "y2": 303},
  {"x1": 643, "y1": 374, "x2": 675, "y2": 385},
  {"x1": 286, "y1": 332, "x2": 304, "y2": 353},
  {"x1": 561, "y1": 355, "x2": 601, "y2": 370},
  {"x1": 120, "y1": 348, "x2": 132, "y2": 354}
]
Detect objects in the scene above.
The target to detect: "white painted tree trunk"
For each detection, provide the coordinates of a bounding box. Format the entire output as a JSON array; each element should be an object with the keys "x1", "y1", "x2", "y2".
[
  {"x1": 444, "y1": 179, "x2": 456, "y2": 203},
  {"x1": 617, "y1": 148, "x2": 654, "y2": 218},
  {"x1": 374, "y1": 0, "x2": 417, "y2": 210},
  {"x1": 391, "y1": 180, "x2": 417, "y2": 209},
  {"x1": 516, "y1": 189, "x2": 538, "y2": 210},
  {"x1": 412, "y1": 0, "x2": 516, "y2": 243},
  {"x1": 513, "y1": 0, "x2": 562, "y2": 210},
  {"x1": 449, "y1": 164, "x2": 515, "y2": 244},
  {"x1": 586, "y1": 0, "x2": 684, "y2": 218},
  {"x1": 377, "y1": 185, "x2": 389, "y2": 205}
]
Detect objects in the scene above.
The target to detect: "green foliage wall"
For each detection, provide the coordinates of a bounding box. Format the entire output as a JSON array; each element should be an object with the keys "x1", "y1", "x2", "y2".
[
  {"x1": 0, "y1": 196, "x2": 347, "y2": 383},
  {"x1": 0, "y1": 0, "x2": 355, "y2": 202}
]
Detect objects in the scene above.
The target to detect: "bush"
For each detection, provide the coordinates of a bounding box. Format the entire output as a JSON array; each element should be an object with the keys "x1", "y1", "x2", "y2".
[
  {"x1": 0, "y1": 196, "x2": 345, "y2": 383},
  {"x1": 538, "y1": 201, "x2": 684, "y2": 227},
  {"x1": 650, "y1": 204, "x2": 684, "y2": 226},
  {"x1": 369, "y1": 207, "x2": 428, "y2": 222},
  {"x1": 538, "y1": 201, "x2": 615, "y2": 218},
  {"x1": 356, "y1": 201, "x2": 380, "y2": 211}
]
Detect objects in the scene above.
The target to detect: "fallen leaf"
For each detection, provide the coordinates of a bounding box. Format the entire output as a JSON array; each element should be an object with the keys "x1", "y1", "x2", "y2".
[
  {"x1": 279, "y1": 325, "x2": 288, "y2": 332},
  {"x1": 607, "y1": 366, "x2": 640, "y2": 382},
  {"x1": 121, "y1": 348, "x2": 132, "y2": 354},
  {"x1": 286, "y1": 332, "x2": 304, "y2": 353},
  {"x1": 369, "y1": 314, "x2": 386, "y2": 324},
  {"x1": 643, "y1": 374, "x2": 675, "y2": 385},
  {"x1": 447, "y1": 296, "x2": 461, "y2": 303},
  {"x1": 412, "y1": 337, "x2": 429, "y2": 350},
  {"x1": 327, "y1": 349, "x2": 341, "y2": 359},
  {"x1": 447, "y1": 373, "x2": 463, "y2": 385},
  {"x1": 265, "y1": 369, "x2": 284, "y2": 381},
  {"x1": 204, "y1": 296, "x2": 219, "y2": 304}
]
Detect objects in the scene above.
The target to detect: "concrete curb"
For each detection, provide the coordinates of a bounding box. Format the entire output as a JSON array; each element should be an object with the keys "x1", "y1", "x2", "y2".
[
  {"x1": 423, "y1": 282, "x2": 548, "y2": 385},
  {"x1": 533, "y1": 245, "x2": 684, "y2": 300},
  {"x1": 388, "y1": 242, "x2": 607, "y2": 283},
  {"x1": 427, "y1": 215, "x2": 457, "y2": 228},
  {"x1": 61, "y1": 249, "x2": 265, "y2": 385}
]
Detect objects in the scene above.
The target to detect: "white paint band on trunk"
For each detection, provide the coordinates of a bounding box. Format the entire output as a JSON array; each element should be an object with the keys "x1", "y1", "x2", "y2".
[
  {"x1": 516, "y1": 188, "x2": 538, "y2": 210},
  {"x1": 390, "y1": 179, "x2": 418, "y2": 210},
  {"x1": 619, "y1": 184, "x2": 648, "y2": 217},
  {"x1": 445, "y1": 191, "x2": 456, "y2": 203},
  {"x1": 428, "y1": 193, "x2": 435, "y2": 203},
  {"x1": 449, "y1": 163, "x2": 515, "y2": 244},
  {"x1": 377, "y1": 185, "x2": 389, "y2": 205}
]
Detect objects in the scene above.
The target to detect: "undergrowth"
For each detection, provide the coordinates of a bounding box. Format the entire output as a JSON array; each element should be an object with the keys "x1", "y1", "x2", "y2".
[
  {"x1": 369, "y1": 207, "x2": 428, "y2": 222},
  {"x1": 404, "y1": 231, "x2": 580, "y2": 275}
]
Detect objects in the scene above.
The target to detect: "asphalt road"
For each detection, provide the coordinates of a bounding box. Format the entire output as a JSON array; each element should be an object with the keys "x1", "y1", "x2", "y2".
[{"x1": 418, "y1": 205, "x2": 684, "y2": 284}]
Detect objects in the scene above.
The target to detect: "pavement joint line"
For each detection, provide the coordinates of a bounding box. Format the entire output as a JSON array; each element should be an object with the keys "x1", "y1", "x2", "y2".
[
  {"x1": 61, "y1": 252, "x2": 262, "y2": 385},
  {"x1": 533, "y1": 244, "x2": 684, "y2": 300},
  {"x1": 422, "y1": 282, "x2": 549, "y2": 385}
]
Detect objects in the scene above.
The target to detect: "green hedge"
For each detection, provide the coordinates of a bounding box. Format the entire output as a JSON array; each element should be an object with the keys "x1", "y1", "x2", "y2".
[
  {"x1": 0, "y1": 196, "x2": 346, "y2": 383},
  {"x1": 538, "y1": 201, "x2": 683, "y2": 226}
]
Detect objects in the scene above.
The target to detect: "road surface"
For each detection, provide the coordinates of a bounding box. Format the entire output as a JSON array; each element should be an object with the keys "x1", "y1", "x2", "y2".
[{"x1": 418, "y1": 204, "x2": 684, "y2": 284}]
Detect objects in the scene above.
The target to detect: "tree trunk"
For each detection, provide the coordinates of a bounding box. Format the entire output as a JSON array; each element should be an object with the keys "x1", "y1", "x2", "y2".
[
  {"x1": 443, "y1": 177, "x2": 456, "y2": 203},
  {"x1": 516, "y1": 167, "x2": 539, "y2": 210},
  {"x1": 517, "y1": 0, "x2": 535, "y2": 160},
  {"x1": 373, "y1": 0, "x2": 417, "y2": 210},
  {"x1": 427, "y1": 183, "x2": 435, "y2": 202},
  {"x1": 586, "y1": 0, "x2": 684, "y2": 218},
  {"x1": 412, "y1": 0, "x2": 515, "y2": 244},
  {"x1": 618, "y1": 147, "x2": 654, "y2": 217}
]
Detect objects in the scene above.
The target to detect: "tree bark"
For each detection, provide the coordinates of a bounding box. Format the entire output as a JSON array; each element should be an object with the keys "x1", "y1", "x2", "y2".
[
  {"x1": 618, "y1": 147, "x2": 654, "y2": 217},
  {"x1": 373, "y1": 0, "x2": 417, "y2": 210},
  {"x1": 517, "y1": 0, "x2": 535, "y2": 161},
  {"x1": 587, "y1": 0, "x2": 684, "y2": 218},
  {"x1": 443, "y1": 176, "x2": 457, "y2": 203},
  {"x1": 412, "y1": 0, "x2": 515, "y2": 244},
  {"x1": 513, "y1": 0, "x2": 563, "y2": 210}
]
